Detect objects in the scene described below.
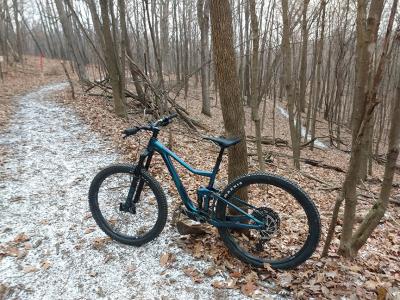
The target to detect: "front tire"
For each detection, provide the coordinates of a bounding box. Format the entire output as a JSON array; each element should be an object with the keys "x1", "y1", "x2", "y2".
[
  {"x1": 88, "y1": 164, "x2": 168, "y2": 246},
  {"x1": 216, "y1": 173, "x2": 320, "y2": 269}
]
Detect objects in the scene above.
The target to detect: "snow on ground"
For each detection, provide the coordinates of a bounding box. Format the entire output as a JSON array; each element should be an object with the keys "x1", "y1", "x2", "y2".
[
  {"x1": 0, "y1": 83, "x2": 247, "y2": 299},
  {"x1": 276, "y1": 105, "x2": 327, "y2": 150}
]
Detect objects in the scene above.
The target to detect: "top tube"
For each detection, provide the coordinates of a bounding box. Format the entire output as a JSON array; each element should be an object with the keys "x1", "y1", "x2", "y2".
[{"x1": 150, "y1": 139, "x2": 213, "y2": 177}]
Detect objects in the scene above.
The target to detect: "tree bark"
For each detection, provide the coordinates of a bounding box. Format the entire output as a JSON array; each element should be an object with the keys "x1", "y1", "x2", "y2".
[
  {"x1": 99, "y1": 0, "x2": 127, "y2": 117},
  {"x1": 55, "y1": 0, "x2": 87, "y2": 81},
  {"x1": 249, "y1": 0, "x2": 265, "y2": 171},
  {"x1": 197, "y1": 0, "x2": 211, "y2": 117},
  {"x1": 281, "y1": 0, "x2": 301, "y2": 169},
  {"x1": 209, "y1": 0, "x2": 249, "y2": 183}
]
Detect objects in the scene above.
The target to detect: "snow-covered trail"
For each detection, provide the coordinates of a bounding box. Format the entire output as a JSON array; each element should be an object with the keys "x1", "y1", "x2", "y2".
[{"x1": 0, "y1": 83, "x2": 245, "y2": 299}]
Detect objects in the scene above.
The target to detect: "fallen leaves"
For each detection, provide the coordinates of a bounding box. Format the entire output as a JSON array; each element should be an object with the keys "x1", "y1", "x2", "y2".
[
  {"x1": 0, "y1": 232, "x2": 31, "y2": 259},
  {"x1": 183, "y1": 267, "x2": 203, "y2": 283},
  {"x1": 241, "y1": 281, "x2": 258, "y2": 297},
  {"x1": 13, "y1": 233, "x2": 30, "y2": 243},
  {"x1": 277, "y1": 272, "x2": 293, "y2": 287},
  {"x1": 159, "y1": 252, "x2": 175, "y2": 268},
  {"x1": 92, "y1": 237, "x2": 111, "y2": 250},
  {"x1": 54, "y1": 68, "x2": 400, "y2": 300}
]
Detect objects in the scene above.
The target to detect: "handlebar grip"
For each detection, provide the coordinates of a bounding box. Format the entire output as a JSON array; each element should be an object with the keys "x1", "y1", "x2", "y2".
[{"x1": 122, "y1": 127, "x2": 140, "y2": 138}]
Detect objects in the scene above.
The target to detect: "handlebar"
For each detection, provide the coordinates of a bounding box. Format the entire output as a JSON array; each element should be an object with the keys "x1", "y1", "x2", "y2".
[{"x1": 122, "y1": 113, "x2": 178, "y2": 138}]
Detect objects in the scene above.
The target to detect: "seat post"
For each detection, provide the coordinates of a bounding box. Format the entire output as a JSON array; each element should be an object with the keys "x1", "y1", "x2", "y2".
[{"x1": 208, "y1": 147, "x2": 225, "y2": 188}]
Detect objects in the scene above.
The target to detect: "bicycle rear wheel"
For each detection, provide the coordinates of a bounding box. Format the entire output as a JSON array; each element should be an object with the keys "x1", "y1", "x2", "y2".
[
  {"x1": 216, "y1": 173, "x2": 320, "y2": 269},
  {"x1": 88, "y1": 164, "x2": 168, "y2": 246}
]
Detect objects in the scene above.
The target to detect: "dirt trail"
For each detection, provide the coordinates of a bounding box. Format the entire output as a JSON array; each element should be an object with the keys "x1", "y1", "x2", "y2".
[{"x1": 0, "y1": 83, "x2": 247, "y2": 299}]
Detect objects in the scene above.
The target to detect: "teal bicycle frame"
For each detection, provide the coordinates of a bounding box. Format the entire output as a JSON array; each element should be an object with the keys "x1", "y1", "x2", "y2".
[{"x1": 129, "y1": 134, "x2": 265, "y2": 230}]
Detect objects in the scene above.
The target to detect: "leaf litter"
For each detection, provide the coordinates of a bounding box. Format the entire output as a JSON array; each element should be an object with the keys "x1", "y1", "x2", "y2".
[
  {"x1": 52, "y1": 79, "x2": 400, "y2": 299},
  {"x1": 0, "y1": 71, "x2": 399, "y2": 298},
  {"x1": 0, "y1": 83, "x2": 249, "y2": 299}
]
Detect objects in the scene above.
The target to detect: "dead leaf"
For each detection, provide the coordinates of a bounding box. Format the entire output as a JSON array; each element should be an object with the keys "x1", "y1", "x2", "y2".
[
  {"x1": 204, "y1": 267, "x2": 218, "y2": 277},
  {"x1": 376, "y1": 286, "x2": 387, "y2": 300},
  {"x1": 23, "y1": 266, "x2": 39, "y2": 273},
  {"x1": 212, "y1": 280, "x2": 226, "y2": 289},
  {"x1": 278, "y1": 272, "x2": 293, "y2": 288},
  {"x1": 92, "y1": 237, "x2": 111, "y2": 250},
  {"x1": 230, "y1": 271, "x2": 242, "y2": 278},
  {"x1": 84, "y1": 227, "x2": 96, "y2": 234},
  {"x1": 263, "y1": 263, "x2": 276, "y2": 273},
  {"x1": 241, "y1": 281, "x2": 257, "y2": 297},
  {"x1": 160, "y1": 252, "x2": 175, "y2": 267},
  {"x1": 226, "y1": 278, "x2": 237, "y2": 289},
  {"x1": 41, "y1": 260, "x2": 52, "y2": 270},
  {"x1": 5, "y1": 247, "x2": 20, "y2": 257},
  {"x1": 14, "y1": 233, "x2": 30, "y2": 243},
  {"x1": 183, "y1": 267, "x2": 203, "y2": 283},
  {"x1": 193, "y1": 242, "x2": 203, "y2": 258}
]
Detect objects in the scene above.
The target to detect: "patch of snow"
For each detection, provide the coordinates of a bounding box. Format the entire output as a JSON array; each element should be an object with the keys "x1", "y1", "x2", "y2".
[
  {"x1": 0, "y1": 83, "x2": 250, "y2": 299},
  {"x1": 276, "y1": 104, "x2": 328, "y2": 149}
]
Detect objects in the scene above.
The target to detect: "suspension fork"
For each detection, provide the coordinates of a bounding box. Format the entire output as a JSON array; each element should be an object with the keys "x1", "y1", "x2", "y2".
[{"x1": 124, "y1": 149, "x2": 154, "y2": 211}]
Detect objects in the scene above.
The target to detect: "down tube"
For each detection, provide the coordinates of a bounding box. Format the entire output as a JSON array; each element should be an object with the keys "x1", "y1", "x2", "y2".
[{"x1": 159, "y1": 152, "x2": 197, "y2": 212}]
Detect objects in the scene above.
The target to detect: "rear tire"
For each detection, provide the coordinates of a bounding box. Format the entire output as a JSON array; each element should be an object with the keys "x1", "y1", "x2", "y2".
[
  {"x1": 88, "y1": 164, "x2": 168, "y2": 246},
  {"x1": 216, "y1": 172, "x2": 320, "y2": 269}
]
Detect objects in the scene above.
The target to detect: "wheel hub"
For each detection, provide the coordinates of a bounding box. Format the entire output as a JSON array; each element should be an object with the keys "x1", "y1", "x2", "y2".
[
  {"x1": 119, "y1": 202, "x2": 136, "y2": 214},
  {"x1": 252, "y1": 207, "x2": 280, "y2": 251}
]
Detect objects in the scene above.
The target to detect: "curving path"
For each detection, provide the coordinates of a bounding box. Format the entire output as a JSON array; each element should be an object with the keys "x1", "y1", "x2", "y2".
[{"x1": 0, "y1": 83, "x2": 246, "y2": 299}]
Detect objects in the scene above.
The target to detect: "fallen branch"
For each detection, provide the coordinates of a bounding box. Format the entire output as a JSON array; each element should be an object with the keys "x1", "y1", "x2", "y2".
[
  {"x1": 264, "y1": 151, "x2": 346, "y2": 173},
  {"x1": 247, "y1": 135, "x2": 289, "y2": 147},
  {"x1": 302, "y1": 158, "x2": 346, "y2": 173}
]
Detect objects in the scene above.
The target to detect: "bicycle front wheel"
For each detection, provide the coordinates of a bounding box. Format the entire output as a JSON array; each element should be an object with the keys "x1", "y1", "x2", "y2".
[
  {"x1": 88, "y1": 164, "x2": 168, "y2": 246},
  {"x1": 216, "y1": 173, "x2": 320, "y2": 269}
]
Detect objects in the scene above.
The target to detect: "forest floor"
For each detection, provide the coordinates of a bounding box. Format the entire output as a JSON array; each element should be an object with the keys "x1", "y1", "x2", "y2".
[{"x1": 0, "y1": 60, "x2": 399, "y2": 299}]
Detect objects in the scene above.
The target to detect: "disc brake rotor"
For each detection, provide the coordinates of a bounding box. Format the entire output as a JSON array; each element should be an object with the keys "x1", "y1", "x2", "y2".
[{"x1": 252, "y1": 207, "x2": 281, "y2": 251}]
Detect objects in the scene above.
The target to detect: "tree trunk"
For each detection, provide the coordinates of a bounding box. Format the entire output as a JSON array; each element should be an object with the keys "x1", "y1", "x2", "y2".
[
  {"x1": 12, "y1": 0, "x2": 22, "y2": 62},
  {"x1": 249, "y1": 0, "x2": 265, "y2": 171},
  {"x1": 55, "y1": 0, "x2": 87, "y2": 81},
  {"x1": 281, "y1": 0, "x2": 300, "y2": 169},
  {"x1": 209, "y1": 0, "x2": 249, "y2": 183},
  {"x1": 338, "y1": 0, "x2": 393, "y2": 257},
  {"x1": 197, "y1": 0, "x2": 211, "y2": 116},
  {"x1": 349, "y1": 65, "x2": 400, "y2": 253},
  {"x1": 99, "y1": 0, "x2": 127, "y2": 117},
  {"x1": 298, "y1": 0, "x2": 309, "y2": 113}
]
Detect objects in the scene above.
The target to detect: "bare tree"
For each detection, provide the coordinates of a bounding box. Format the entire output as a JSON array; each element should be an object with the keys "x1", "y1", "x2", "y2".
[
  {"x1": 98, "y1": 0, "x2": 127, "y2": 117},
  {"x1": 197, "y1": 0, "x2": 211, "y2": 116},
  {"x1": 209, "y1": 0, "x2": 248, "y2": 182}
]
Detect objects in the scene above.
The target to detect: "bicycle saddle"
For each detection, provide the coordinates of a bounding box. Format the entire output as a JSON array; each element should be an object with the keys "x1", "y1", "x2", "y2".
[{"x1": 203, "y1": 136, "x2": 241, "y2": 148}]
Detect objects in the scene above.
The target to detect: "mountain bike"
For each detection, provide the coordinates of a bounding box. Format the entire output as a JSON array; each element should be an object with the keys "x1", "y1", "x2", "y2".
[{"x1": 88, "y1": 114, "x2": 321, "y2": 269}]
